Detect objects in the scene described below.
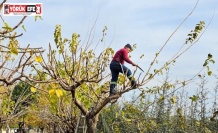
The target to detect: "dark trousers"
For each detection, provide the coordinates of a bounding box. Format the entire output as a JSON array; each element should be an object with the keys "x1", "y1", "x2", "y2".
[{"x1": 110, "y1": 61, "x2": 133, "y2": 92}]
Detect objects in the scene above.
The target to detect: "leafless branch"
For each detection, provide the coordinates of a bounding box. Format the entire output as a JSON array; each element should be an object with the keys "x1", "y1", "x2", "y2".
[{"x1": 142, "y1": 0, "x2": 200, "y2": 82}]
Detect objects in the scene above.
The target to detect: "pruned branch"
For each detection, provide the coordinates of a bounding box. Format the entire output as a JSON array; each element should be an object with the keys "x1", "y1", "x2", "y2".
[{"x1": 0, "y1": 0, "x2": 6, "y2": 11}]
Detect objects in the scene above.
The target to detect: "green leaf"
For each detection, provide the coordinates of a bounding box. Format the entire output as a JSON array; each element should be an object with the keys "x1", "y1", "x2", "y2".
[
  {"x1": 185, "y1": 21, "x2": 205, "y2": 44},
  {"x1": 209, "y1": 59, "x2": 215, "y2": 64},
  {"x1": 133, "y1": 44, "x2": 137, "y2": 49},
  {"x1": 70, "y1": 33, "x2": 79, "y2": 53},
  {"x1": 208, "y1": 71, "x2": 212, "y2": 76},
  {"x1": 3, "y1": 109, "x2": 7, "y2": 115},
  {"x1": 84, "y1": 101, "x2": 90, "y2": 107},
  {"x1": 35, "y1": 16, "x2": 43, "y2": 21},
  {"x1": 170, "y1": 96, "x2": 177, "y2": 104},
  {"x1": 154, "y1": 69, "x2": 159, "y2": 73},
  {"x1": 22, "y1": 25, "x2": 26, "y2": 32},
  {"x1": 3, "y1": 22, "x2": 12, "y2": 31},
  {"x1": 208, "y1": 53, "x2": 212, "y2": 59},
  {"x1": 140, "y1": 54, "x2": 144, "y2": 59},
  {"x1": 125, "y1": 118, "x2": 132, "y2": 122},
  {"x1": 148, "y1": 74, "x2": 153, "y2": 79},
  {"x1": 203, "y1": 61, "x2": 208, "y2": 67},
  {"x1": 189, "y1": 95, "x2": 197, "y2": 102},
  {"x1": 158, "y1": 96, "x2": 164, "y2": 103},
  {"x1": 182, "y1": 81, "x2": 185, "y2": 86},
  {"x1": 206, "y1": 66, "x2": 210, "y2": 71}
]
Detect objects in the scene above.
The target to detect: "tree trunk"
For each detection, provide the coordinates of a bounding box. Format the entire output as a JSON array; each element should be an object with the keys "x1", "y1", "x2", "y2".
[
  {"x1": 6, "y1": 124, "x2": 10, "y2": 133},
  {"x1": 0, "y1": 122, "x2": 3, "y2": 133},
  {"x1": 40, "y1": 127, "x2": 44, "y2": 133},
  {"x1": 86, "y1": 113, "x2": 99, "y2": 133}
]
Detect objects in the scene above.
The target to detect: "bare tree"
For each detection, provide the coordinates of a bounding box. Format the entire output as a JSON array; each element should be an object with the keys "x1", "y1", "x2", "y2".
[{"x1": 0, "y1": 1, "x2": 45, "y2": 87}]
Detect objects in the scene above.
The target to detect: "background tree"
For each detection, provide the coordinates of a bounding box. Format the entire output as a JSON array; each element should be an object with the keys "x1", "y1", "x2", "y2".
[
  {"x1": 95, "y1": 73, "x2": 218, "y2": 133},
  {"x1": 12, "y1": 82, "x2": 37, "y2": 113}
]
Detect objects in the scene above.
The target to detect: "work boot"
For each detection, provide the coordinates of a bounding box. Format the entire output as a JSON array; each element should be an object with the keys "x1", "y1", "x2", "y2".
[
  {"x1": 110, "y1": 89, "x2": 117, "y2": 96},
  {"x1": 131, "y1": 80, "x2": 137, "y2": 89}
]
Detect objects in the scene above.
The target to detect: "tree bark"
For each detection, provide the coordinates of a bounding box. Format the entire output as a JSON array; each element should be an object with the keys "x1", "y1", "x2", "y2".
[{"x1": 86, "y1": 113, "x2": 99, "y2": 133}]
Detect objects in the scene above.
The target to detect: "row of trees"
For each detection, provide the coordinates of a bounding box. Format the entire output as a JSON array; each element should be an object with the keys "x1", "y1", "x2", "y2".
[
  {"x1": 1, "y1": 74, "x2": 218, "y2": 133},
  {"x1": 0, "y1": 0, "x2": 217, "y2": 132},
  {"x1": 97, "y1": 77, "x2": 218, "y2": 133}
]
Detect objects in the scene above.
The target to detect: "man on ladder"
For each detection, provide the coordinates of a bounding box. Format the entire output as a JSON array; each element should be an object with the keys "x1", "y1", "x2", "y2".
[{"x1": 109, "y1": 44, "x2": 138, "y2": 96}]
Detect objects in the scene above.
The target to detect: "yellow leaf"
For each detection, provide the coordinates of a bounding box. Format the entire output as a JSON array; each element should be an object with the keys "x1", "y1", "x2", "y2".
[
  {"x1": 51, "y1": 83, "x2": 56, "y2": 88},
  {"x1": 196, "y1": 121, "x2": 200, "y2": 126},
  {"x1": 56, "y1": 89, "x2": 63, "y2": 97},
  {"x1": 125, "y1": 118, "x2": 131, "y2": 122},
  {"x1": 35, "y1": 56, "x2": 43, "y2": 63},
  {"x1": 170, "y1": 96, "x2": 177, "y2": 104},
  {"x1": 150, "y1": 120, "x2": 157, "y2": 128},
  {"x1": 30, "y1": 87, "x2": 36, "y2": 93},
  {"x1": 29, "y1": 51, "x2": 33, "y2": 56},
  {"x1": 49, "y1": 89, "x2": 56, "y2": 95},
  {"x1": 10, "y1": 48, "x2": 18, "y2": 55}
]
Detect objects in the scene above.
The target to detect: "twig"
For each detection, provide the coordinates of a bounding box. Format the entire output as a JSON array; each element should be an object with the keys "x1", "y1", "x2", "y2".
[{"x1": 143, "y1": 0, "x2": 200, "y2": 82}]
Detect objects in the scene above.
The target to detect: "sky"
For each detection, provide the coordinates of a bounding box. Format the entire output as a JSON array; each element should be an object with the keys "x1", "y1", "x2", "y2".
[{"x1": 1, "y1": 0, "x2": 218, "y2": 99}]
